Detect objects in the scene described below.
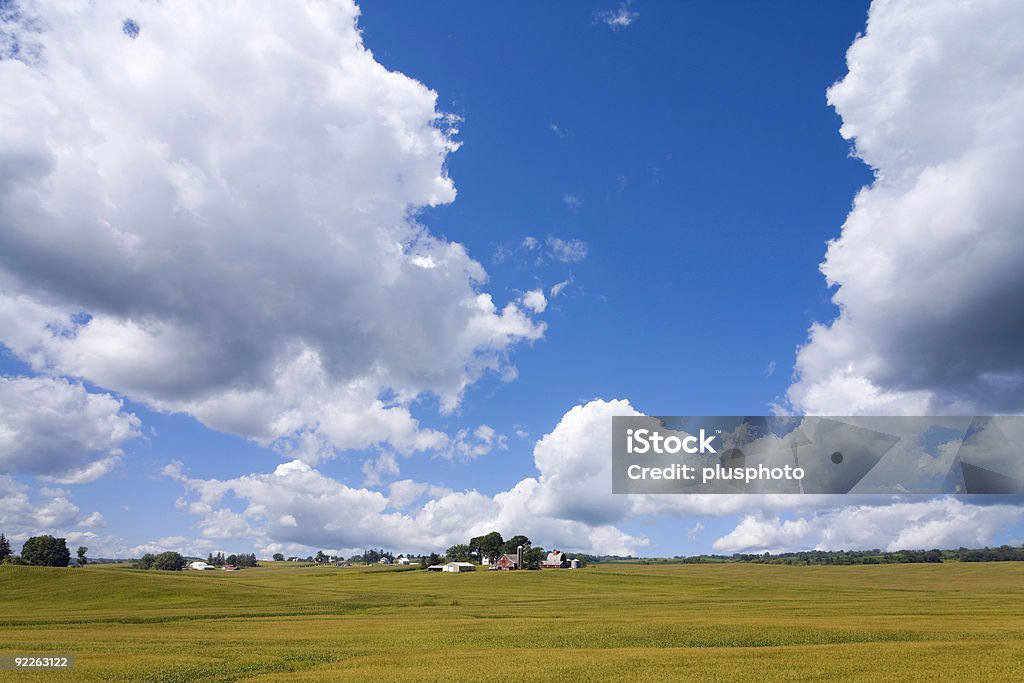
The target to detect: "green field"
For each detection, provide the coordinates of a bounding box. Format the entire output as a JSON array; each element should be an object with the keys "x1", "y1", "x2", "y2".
[{"x1": 2, "y1": 562, "x2": 1024, "y2": 681}]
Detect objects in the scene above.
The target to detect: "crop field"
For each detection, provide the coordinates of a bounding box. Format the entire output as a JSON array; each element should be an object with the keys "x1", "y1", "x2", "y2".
[{"x1": 2, "y1": 561, "x2": 1024, "y2": 681}]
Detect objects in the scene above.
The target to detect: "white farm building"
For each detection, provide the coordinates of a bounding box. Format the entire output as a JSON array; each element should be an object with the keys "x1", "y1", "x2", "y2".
[{"x1": 442, "y1": 562, "x2": 476, "y2": 573}]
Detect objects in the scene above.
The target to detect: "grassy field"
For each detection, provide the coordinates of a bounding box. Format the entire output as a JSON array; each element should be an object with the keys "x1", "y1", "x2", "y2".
[{"x1": 2, "y1": 561, "x2": 1023, "y2": 681}]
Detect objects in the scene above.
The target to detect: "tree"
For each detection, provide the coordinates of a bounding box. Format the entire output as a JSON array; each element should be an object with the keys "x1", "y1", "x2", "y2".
[
  {"x1": 420, "y1": 552, "x2": 443, "y2": 569},
  {"x1": 0, "y1": 533, "x2": 11, "y2": 563},
  {"x1": 524, "y1": 547, "x2": 545, "y2": 570},
  {"x1": 21, "y1": 535, "x2": 71, "y2": 567},
  {"x1": 470, "y1": 531, "x2": 504, "y2": 564},
  {"x1": 151, "y1": 551, "x2": 186, "y2": 571},
  {"x1": 77, "y1": 546, "x2": 88, "y2": 567},
  {"x1": 446, "y1": 544, "x2": 472, "y2": 562},
  {"x1": 502, "y1": 535, "x2": 531, "y2": 555},
  {"x1": 273, "y1": 553, "x2": 285, "y2": 562},
  {"x1": 226, "y1": 554, "x2": 238, "y2": 565},
  {"x1": 315, "y1": 550, "x2": 327, "y2": 564},
  {"x1": 135, "y1": 553, "x2": 155, "y2": 570}
]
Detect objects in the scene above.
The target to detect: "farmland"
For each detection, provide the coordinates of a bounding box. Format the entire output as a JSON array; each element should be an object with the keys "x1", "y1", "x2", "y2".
[{"x1": 2, "y1": 562, "x2": 1023, "y2": 681}]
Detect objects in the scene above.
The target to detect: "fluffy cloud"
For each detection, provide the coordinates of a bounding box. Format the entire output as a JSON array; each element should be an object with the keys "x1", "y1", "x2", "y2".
[
  {"x1": 0, "y1": 1, "x2": 543, "y2": 459},
  {"x1": 0, "y1": 476, "x2": 99, "y2": 535},
  {"x1": 788, "y1": 0, "x2": 1024, "y2": 415},
  {"x1": 166, "y1": 401, "x2": 649, "y2": 555},
  {"x1": 713, "y1": 498, "x2": 1024, "y2": 554},
  {"x1": 0, "y1": 376, "x2": 141, "y2": 483},
  {"x1": 521, "y1": 288, "x2": 547, "y2": 314}
]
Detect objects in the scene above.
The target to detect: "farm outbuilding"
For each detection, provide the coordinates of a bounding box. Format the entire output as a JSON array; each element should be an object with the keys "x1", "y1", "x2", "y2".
[{"x1": 442, "y1": 562, "x2": 476, "y2": 572}]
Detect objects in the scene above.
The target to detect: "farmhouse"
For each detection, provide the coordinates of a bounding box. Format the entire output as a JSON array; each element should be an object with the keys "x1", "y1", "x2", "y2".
[
  {"x1": 395, "y1": 556, "x2": 411, "y2": 565},
  {"x1": 188, "y1": 561, "x2": 216, "y2": 571}
]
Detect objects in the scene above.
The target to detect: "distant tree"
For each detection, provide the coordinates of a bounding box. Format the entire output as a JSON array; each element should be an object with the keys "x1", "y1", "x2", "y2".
[
  {"x1": 446, "y1": 544, "x2": 472, "y2": 562},
  {"x1": 226, "y1": 554, "x2": 238, "y2": 565},
  {"x1": 273, "y1": 553, "x2": 285, "y2": 562},
  {"x1": 207, "y1": 553, "x2": 215, "y2": 565},
  {"x1": 421, "y1": 552, "x2": 444, "y2": 569},
  {"x1": 524, "y1": 547, "x2": 545, "y2": 570},
  {"x1": 315, "y1": 550, "x2": 327, "y2": 564},
  {"x1": 501, "y1": 535, "x2": 531, "y2": 555},
  {"x1": 77, "y1": 546, "x2": 88, "y2": 567},
  {"x1": 151, "y1": 551, "x2": 186, "y2": 571},
  {"x1": 474, "y1": 532, "x2": 505, "y2": 564},
  {"x1": 134, "y1": 553, "x2": 156, "y2": 570},
  {"x1": 21, "y1": 535, "x2": 71, "y2": 567},
  {"x1": 0, "y1": 533, "x2": 11, "y2": 563}
]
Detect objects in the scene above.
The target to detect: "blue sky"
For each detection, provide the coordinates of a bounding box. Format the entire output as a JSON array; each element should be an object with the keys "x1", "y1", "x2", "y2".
[{"x1": 2, "y1": 0, "x2": 1024, "y2": 560}]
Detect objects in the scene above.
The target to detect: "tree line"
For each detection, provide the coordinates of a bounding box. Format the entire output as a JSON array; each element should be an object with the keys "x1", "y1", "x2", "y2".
[
  {"x1": 671, "y1": 545, "x2": 1024, "y2": 565},
  {"x1": 206, "y1": 552, "x2": 258, "y2": 567}
]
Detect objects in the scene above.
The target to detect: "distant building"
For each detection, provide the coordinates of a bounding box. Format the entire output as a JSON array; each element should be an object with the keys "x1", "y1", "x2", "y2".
[
  {"x1": 395, "y1": 557, "x2": 410, "y2": 565},
  {"x1": 222, "y1": 564, "x2": 238, "y2": 571},
  {"x1": 570, "y1": 559, "x2": 581, "y2": 569},
  {"x1": 335, "y1": 561, "x2": 350, "y2": 567},
  {"x1": 540, "y1": 550, "x2": 569, "y2": 569},
  {"x1": 493, "y1": 545, "x2": 525, "y2": 571},
  {"x1": 442, "y1": 562, "x2": 476, "y2": 573},
  {"x1": 188, "y1": 561, "x2": 215, "y2": 571}
]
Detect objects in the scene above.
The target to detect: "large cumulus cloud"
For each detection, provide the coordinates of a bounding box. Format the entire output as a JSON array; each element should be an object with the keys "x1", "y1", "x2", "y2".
[
  {"x1": 787, "y1": 0, "x2": 1024, "y2": 415},
  {"x1": 0, "y1": 0, "x2": 543, "y2": 461},
  {"x1": 0, "y1": 376, "x2": 140, "y2": 483}
]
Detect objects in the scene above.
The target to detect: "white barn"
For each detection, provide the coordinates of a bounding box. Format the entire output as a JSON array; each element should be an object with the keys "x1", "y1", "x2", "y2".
[
  {"x1": 188, "y1": 561, "x2": 215, "y2": 571},
  {"x1": 442, "y1": 562, "x2": 476, "y2": 573}
]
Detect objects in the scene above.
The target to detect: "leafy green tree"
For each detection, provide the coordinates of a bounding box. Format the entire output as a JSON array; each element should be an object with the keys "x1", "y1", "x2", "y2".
[
  {"x1": 475, "y1": 531, "x2": 505, "y2": 564},
  {"x1": 315, "y1": 550, "x2": 327, "y2": 564},
  {"x1": 0, "y1": 533, "x2": 11, "y2": 563},
  {"x1": 21, "y1": 535, "x2": 71, "y2": 567},
  {"x1": 445, "y1": 544, "x2": 472, "y2": 562},
  {"x1": 502, "y1": 535, "x2": 531, "y2": 555},
  {"x1": 420, "y1": 552, "x2": 443, "y2": 569},
  {"x1": 77, "y1": 546, "x2": 88, "y2": 567},
  {"x1": 524, "y1": 547, "x2": 545, "y2": 570},
  {"x1": 273, "y1": 553, "x2": 285, "y2": 562},
  {"x1": 151, "y1": 551, "x2": 186, "y2": 571},
  {"x1": 134, "y1": 553, "x2": 155, "y2": 569}
]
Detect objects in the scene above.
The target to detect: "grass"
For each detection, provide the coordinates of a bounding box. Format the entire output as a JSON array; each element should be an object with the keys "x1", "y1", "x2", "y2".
[{"x1": 2, "y1": 562, "x2": 1023, "y2": 681}]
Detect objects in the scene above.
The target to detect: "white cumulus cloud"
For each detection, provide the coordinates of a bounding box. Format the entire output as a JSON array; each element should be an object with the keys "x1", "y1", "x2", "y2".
[
  {"x1": 0, "y1": 376, "x2": 141, "y2": 483},
  {"x1": 787, "y1": 0, "x2": 1024, "y2": 415},
  {"x1": 713, "y1": 498, "x2": 1024, "y2": 554},
  {"x1": 0, "y1": 0, "x2": 544, "y2": 462}
]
